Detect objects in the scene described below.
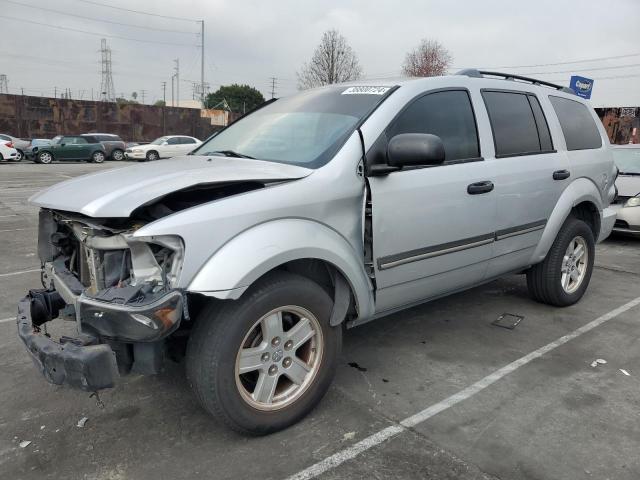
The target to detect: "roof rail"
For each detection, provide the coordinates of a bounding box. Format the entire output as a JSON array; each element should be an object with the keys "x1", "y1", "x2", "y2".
[{"x1": 455, "y1": 69, "x2": 576, "y2": 95}]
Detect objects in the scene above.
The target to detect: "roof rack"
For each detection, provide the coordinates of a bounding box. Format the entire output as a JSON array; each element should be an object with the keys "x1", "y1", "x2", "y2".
[{"x1": 456, "y1": 69, "x2": 575, "y2": 95}]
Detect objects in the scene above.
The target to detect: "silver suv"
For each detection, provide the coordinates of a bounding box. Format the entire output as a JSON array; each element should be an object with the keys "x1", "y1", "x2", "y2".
[{"x1": 17, "y1": 70, "x2": 617, "y2": 434}]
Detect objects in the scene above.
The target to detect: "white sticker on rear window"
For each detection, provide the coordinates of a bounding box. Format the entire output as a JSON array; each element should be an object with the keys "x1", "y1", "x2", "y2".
[{"x1": 341, "y1": 86, "x2": 390, "y2": 95}]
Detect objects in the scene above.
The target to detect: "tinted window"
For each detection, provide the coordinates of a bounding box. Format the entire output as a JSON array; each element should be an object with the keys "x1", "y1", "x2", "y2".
[
  {"x1": 167, "y1": 137, "x2": 181, "y2": 145},
  {"x1": 528, "y1": 96, "x2": 553, "y2": 151},
  {"x1": 180, "y1": 137, "x2": 196, "y2": 144},
  {"x1": 549, "y1": 96, "x2": 602, "y2": 151},
  {"x1": 483, "y1": 91, "x2": 541, "y2": 156},
  {"x1": 387, "y1": 90, "x2": 479, "y2": 161},
  {"x1": 0, "y1": 134, "x2": 10, "y2": 141}
]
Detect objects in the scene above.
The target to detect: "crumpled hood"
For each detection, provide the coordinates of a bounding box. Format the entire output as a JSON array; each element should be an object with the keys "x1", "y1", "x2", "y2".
[
  {"x1": 30, "y1": 156, "x2": 313, "y2": 217},
  {"x1": 615, "y1": 176, "x2": 640, "y2": 198}
]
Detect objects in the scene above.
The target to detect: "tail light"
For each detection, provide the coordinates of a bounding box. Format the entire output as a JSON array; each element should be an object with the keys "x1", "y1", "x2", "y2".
[{"x1": 5, "y1": 142, "x2": 13, "y2": 148}]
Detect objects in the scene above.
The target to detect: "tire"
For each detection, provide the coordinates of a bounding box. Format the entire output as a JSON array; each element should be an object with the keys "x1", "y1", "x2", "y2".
[
  {"x1": 111, "y1": 149, "x2": 124, "y2": 161},
  {"x1": 12, "y1": 149, "x2": 23, "y2": 162},
  {"x1": 186, "y1": 271, "x2": 341, "y2": 435},
  {"x1": 146, "y1": 150, "x2": 159, "y2": 161},
  {"x1": 527, "y1": 216, "x2": 595, "y2": 307},
  {"x1": 91, "y1": 151, "x2": 105, "y2": 163},
  {"x1": 37, "y1": 151, "x2": 53, "y2": 164}
]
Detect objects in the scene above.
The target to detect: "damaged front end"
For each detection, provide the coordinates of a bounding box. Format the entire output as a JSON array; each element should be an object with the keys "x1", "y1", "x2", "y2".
[{"x1": 17, "y1": 209, "x2": 187, "y2": 391}]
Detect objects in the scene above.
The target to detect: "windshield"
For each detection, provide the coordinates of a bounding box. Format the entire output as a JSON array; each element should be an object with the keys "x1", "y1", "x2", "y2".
[
  {"x1": 52, "y1": 135, "x2": 62, "y2": 144},
  {"x1": 613, "y1": 148, "x2": 640, "y2": 174},
  {"x1": 192, "y1": 85, "x2": 393, "y2": 168},
  {"x1": 151, "y1": 137, "x2": 169, "y2": 145}
]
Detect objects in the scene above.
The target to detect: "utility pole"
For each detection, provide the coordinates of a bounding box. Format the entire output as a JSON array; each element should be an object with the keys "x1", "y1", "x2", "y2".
[
  {"x1": 171, "y1": 76, "x2": 174, "y2": 107},
  {"x1": 54, "y1": 86, "x2": 57, "y2": 98},
  {"x1": 269, "y1": 77, "x2": 278, "y2": 99},
  {"x1": 200, "y1": 20, "x2": 205, "y2": 107},
  {"x1": 161, "y1": 81, "x2": 166, "y2": 104},
  {"x1": 173, "y1": 58, "x2": 180, "y2": 107},
  {"x1": 140, "y1": 89, "x2": 146, "y2": 104},
  {"x1": 0, "y1": 75, "x2": 8, "y2": 94}
]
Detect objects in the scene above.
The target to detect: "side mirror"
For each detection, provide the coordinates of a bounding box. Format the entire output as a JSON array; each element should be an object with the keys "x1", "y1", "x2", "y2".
[
  {"x1": 162, "y1": 141, "x2": 169, "y2": 145},
  {"x1": 387, "y1": 133, "x2": 445, "y2": 168}
]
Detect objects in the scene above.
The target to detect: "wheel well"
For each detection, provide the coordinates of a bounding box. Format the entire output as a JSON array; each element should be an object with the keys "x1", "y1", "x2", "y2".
[{"x1": 571, "y1": 201, "x2": 599, "y2": 239}]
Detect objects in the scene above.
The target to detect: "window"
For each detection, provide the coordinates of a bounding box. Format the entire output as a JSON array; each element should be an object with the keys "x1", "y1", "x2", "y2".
[
  {"x1": 482, "y1": 91, "x2": 551, "y2": 157},
  {"x1": 63, "y1": 136, "x2": 86, "y2": 144},
  {"x1": 180, "y1": 137, "x2": 196, "y2": 144},
  {"x1": 0, "y1": 134, "x2": 10, "y2": 141},
  {"x1": 549, "y1": 96, "x2": 602, "y2": 151},
  {"x1": 167, "y1": 137, "x2": 181, "y2": 145},
  {"x1": 387, "y1": 90, "x2": 479, "y2": 161}
]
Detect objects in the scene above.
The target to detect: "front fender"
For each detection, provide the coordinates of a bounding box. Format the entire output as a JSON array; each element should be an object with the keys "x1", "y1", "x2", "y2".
[
  {"x1": 530, "y1": 177, "x2": 604, "y2": 264},
  {"x1": 187, "y1": 219, "x2": 375, "y2": 321}
]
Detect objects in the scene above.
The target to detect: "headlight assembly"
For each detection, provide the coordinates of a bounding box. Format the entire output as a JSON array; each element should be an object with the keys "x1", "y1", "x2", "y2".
[{"x1": 625, "y1": 196, "x2": 640, "y2": 208}]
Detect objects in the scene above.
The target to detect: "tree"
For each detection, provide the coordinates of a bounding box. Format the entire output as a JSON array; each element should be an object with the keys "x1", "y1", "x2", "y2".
[
  {"x1": 131, "y1": 91, "x2": 138, "y2": 101},
  {"x1": 154, "y1": 100, "x2": 166, "y2": 107},
  {"x1": 204, "y1": 84, "x2": 265, "y2": 112},
  {"x1": 402, "y1": 39, "x2": 452, "y2": 77},
  {"x1": 297, "y1": 29, "x2": 363, "y2": 89}
]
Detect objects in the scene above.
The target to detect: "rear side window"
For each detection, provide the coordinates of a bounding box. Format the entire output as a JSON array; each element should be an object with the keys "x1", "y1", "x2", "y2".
[
  {"x1": 180, "y1": 137, "x2": 196, "y2": 144},
  {"x1": 167, "y1": 137, "x2": 181, "y2": 145},
  {"x1": 482, "y1": 91, "x2": 553, "y2": 157},
  {"x1": 549, "y1": 96, "x2": 602, "y2": 151},
  {"x1": 387, "y1": 90, "x2": 479, "y2": 161}
]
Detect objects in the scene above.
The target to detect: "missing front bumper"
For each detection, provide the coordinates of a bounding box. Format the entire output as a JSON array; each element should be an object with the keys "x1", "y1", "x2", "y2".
[{"x1": 17, "y1": 296, "x2": 119, "y2": 391}]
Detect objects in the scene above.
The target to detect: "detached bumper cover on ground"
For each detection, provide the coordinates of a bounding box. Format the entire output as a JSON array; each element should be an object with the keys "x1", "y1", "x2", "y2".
[{"x1": 16, "y1": 296, "x2": 119, "y2": 391}]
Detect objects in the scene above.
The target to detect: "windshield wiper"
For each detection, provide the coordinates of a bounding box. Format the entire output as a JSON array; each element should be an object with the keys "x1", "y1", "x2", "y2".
[
  {"x1": 201, "y1": 150, "x2": 255, "y2": 159},
  {"x1": 618, "y1": 171, "x2": 640, "y2": 176}
]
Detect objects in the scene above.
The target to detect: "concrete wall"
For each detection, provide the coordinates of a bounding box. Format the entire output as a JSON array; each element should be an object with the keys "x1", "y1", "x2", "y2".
[{"x1": 0, "y1": 94, "x2": 221, "y2": 142}]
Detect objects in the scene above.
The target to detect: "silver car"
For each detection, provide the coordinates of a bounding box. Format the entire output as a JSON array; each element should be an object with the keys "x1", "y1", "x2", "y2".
[
  {"x1": 611, "y1": 145, "x2": 640, "y2": 236},
  {"x1": 17, "y1": 71, "x2": 617, "y2": 434}
]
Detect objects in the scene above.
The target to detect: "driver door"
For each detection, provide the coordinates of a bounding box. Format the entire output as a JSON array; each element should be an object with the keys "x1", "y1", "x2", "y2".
[{"x1": 368, "y1": 89, "x2": 498, "y2": 313}]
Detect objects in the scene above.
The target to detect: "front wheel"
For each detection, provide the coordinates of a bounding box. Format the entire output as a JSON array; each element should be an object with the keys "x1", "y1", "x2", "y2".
[
  {"x1": 111, "y1": 149, "x2": 124, "y2": 161},
  {"x1": 146, "y1": 150, "x2": 158, "y2": 161},
  {"x1": 91, "y1": 151, "x2": 105, "y2": 163},
  {"x1": 37, "y1": 151, "x2": 53, "y2": 164},
  {"x1": 527, "y1": 217, "x2": 595, "y2": 307},
  {"x1": 186, "y1": 272, "x2": 341, "y2": 435}
]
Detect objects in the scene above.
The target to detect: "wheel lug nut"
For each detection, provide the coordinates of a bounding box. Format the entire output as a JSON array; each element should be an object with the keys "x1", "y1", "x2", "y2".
[
  {"x1": 283, "y1": 357, "x2": 292, "y2": 368},
  {"x1": 261, "y1": 352, "x2": 270, "y2": 362},
  {"x1": 271, "y1": 337, "x2": 281, "y2": 347},
  {"x1": 284, "y1": 340, "x2": 293, "y2": 350},
  {"x1": 268, "y1": 365, "x2": 278, "y2": 375}
]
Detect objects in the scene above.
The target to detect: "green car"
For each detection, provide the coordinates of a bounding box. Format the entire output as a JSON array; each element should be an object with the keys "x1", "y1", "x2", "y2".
[{"x1": 35, "y1": 135, "x2": 106, "y2": 164}]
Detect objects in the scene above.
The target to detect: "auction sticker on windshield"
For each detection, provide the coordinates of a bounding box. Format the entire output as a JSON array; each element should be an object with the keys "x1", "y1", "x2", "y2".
[{"x1": 341, "y1": 86, "x2": 390, "y2": 95}]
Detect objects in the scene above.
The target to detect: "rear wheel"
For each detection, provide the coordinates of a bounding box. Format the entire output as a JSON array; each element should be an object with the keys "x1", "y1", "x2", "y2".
[
  {"x1": 91, "y1": 151, "x2": 105, "y2": 163},
  {"x1": 37, "y1": 151, "x2": 53, "y2": 164},
  {"x1": 146, "y1": 150, "x2": 159, "y2": 161},
  {"x1": 12, "y1": 149, "x2": 23, "y2": 161},
  {"x1": 111, "y1": 149, "x2": 124, "y2": 161},
  {"x1": 527, "y1": 217, "x2": 595, "y2": 307},
  {"x1": 186, "y1": 272, "x2": 341, "y2": 435}
]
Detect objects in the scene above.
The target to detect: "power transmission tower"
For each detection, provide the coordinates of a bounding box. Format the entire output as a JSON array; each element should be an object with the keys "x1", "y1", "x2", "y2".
[
  {"x1": 0, "y1": 74, "x2": 8, "y2": 94},
  {"x1": 269, "y1": 77, "x2": 278, "y2": 99},
  {"x1": 173, "y1": 58, "x2": 180, "y2": 107},
  {"x1": 99, "y1": 38, "x2": 115, "y2": 102},
  {"x1": 140, "y1": 89, "x2": 146, "y2": 104},
  {"x1": 199, "y1": 20, "x2": 205, "y2": 107}
]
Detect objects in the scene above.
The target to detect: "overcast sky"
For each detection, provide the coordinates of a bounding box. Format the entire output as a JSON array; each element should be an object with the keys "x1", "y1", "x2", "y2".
[{"x1": 2, "y1": 0, "x2": 639, "y2": 107}]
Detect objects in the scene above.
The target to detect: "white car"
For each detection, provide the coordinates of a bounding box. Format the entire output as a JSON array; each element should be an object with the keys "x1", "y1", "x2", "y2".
[
  {"x1": 0, "y1": 140, "x2": 19, "y2": 161},
  {"x1": 125, "y1": 135, "x2": 202, "y2": 161}
]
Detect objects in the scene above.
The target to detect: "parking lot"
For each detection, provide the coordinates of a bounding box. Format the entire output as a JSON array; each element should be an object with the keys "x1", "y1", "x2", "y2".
[{"x1": 1, "y1": 161, "x2": 639, "y2": 480}]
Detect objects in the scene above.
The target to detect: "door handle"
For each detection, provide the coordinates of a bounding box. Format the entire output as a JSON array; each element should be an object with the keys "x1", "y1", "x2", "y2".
[
  {"x1": 553, "y1": 170, "x2": 570, "y2": 180},
  {"x1": 467, "y1": 181, "x2": 494, "y2": 195}
]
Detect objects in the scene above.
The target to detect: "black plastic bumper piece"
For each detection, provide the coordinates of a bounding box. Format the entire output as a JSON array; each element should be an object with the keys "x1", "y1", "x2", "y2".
[{"x1": 17, "y1": 297, "x2": 119, "y2": 391}]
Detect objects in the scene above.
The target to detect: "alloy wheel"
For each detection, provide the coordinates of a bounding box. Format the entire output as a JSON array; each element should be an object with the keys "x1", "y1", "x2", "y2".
[
  {"x1": 39, "y1": 152, "x2": 52, "y2": 164},
  {"x1": 561, "y1": 235, "x2": 588, "y2": 294},
  {"x1": 234, "y1": 306, "x2": 324, "y2": 411}
]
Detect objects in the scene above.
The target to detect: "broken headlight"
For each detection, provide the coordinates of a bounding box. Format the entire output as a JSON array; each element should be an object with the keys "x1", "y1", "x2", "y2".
[{"x1": 127, "y1": 234, "x2": 185, "y2": 289}]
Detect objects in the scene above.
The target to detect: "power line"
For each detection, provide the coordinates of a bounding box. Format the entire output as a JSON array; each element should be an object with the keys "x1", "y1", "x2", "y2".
[
  {"x1": 0, "y1": 14, "x2": 197, "y2": 46},
  {"x1": 75, "y1": 0, "x2": 198, "y2": 22},
  {"x1": 0, "y1": 0, "x2": 197, "y2": 33},
  {"x1": 516, "y1": 63, "x2": 640, "y2": 76},
  {"x1": 478, "y1": 52, "x2": 640, "y2": 69}
]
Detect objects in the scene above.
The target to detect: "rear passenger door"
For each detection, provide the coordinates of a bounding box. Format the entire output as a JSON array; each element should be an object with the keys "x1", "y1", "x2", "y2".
[
  {"x1": 178, "y1": 136, "x2": 197, "y2": 155},
  {"x1": 480, "y1": 90, "x2": 570, "y2": 277}
]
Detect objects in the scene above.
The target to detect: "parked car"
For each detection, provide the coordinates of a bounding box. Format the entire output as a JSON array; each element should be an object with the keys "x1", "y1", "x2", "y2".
[
  {"x1": 24, "y1": 139, "x2": 52, "y2": 161},
  {"x1": 18, "y1": 71, "x2": 617, "y2": 434},
  {"x1": 0, "y1": 134, "x2": 29, "y2": 161},
  {"x1": 611, "y1": 144, "x2": 640, "y2": 236},
  {"x1": 0, "y1": 139, "x2": 19, "y2": 161},
  {"x1": 34, "y1": 135, "x2": 106, "y2": 164},
  {"x1": 82, "y1": 133, "x2": 126, "y2": 161},
  {"x1": 124, "y1": 135, "x2": 201, "y2": 161}
]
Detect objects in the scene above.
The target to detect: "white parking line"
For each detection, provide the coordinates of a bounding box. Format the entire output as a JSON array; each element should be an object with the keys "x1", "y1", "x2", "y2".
[
  {"x1": 0, "y1": 227, "x2": 35, "y2": 233},
  {"x1": 0, "y1": 268, "x2": 39, "y2": 278},
  {"x1": 0, "y1": 317, "x2": 14, "y2": 324},
  {"x1": 286, "y1": 296, "x2": 640, "y2": 480}
]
